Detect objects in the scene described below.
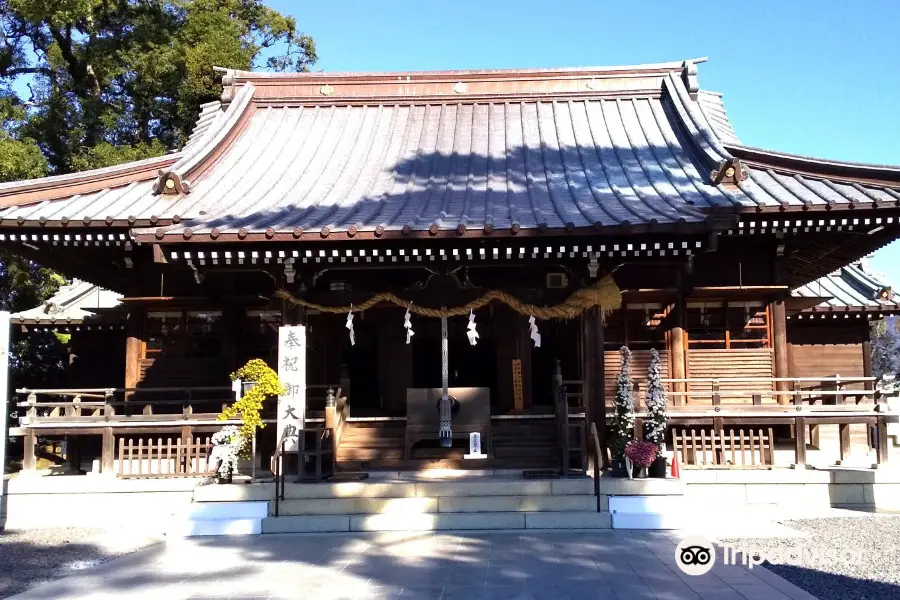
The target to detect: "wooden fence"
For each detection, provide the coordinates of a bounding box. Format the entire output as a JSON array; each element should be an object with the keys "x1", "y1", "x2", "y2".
[
  {"x1": 672, "y1": 428, "x2": 776, "y2": 468},
  {"x1": 116, "y1": 435, "x2": 215, "y2": 478}
]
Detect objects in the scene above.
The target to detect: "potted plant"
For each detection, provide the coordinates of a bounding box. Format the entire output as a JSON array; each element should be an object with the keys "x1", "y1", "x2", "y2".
[
  {"x1": 643, "y1": 348, "x2": 669, "y2": 478},
  {"x1": 220, "y1": 359, "x2": 286, "y2": 476},
  {"x1": 609, "y1": 346, "x2": 635, "y2": 476},
  {"x1": 209, "y1": 425, "x2": 243, "y2": 484},
  {"x1": 625, "y1": 440, "x2": 658, "y2": 478}
]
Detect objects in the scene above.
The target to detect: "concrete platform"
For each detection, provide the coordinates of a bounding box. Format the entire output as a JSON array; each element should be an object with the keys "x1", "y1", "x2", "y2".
[{"x1": 261, "y1": 510, "x2": 613, "y2": 532}]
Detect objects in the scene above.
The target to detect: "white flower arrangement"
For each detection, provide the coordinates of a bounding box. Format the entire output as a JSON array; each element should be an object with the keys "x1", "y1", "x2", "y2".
[
  {"x1": 209, "y1": 425, "x2": 244, "y2": 480},
  {"x1": 610, "y1": 346, "x2": 635, "y2": 459},
  {"x1": 644, "y1": 348, "x2": 669, "y2": 450}
]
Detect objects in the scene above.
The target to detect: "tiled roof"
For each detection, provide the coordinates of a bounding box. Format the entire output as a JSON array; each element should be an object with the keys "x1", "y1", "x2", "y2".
[
  {"x1": 792, "y1": 260, "x2": 899, "y2": 313},
  {"x1": 11, "y1": 280, "x2": 121, "y2": 325},
  {"x1": 0, "y1": 59, "x2": 897, "y2": 242}
]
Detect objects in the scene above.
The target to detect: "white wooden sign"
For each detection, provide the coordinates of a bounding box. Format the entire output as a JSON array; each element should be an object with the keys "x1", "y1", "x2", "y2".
[
  {"x1": 464, "y1": 432, "x2": 487, "y2": 459},
  {"x1": 277, "y1": 325, "x2": 306, "y2": 452}
]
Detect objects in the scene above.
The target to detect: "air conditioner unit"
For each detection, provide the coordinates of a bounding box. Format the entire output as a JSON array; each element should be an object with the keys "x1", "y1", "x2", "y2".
[{"x1": 546, "y1": 273, "x2": 568, "y2": 289}]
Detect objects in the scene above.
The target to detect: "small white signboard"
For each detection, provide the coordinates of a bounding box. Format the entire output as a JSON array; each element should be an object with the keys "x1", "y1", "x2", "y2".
[
  {"x1": 464, "y1": 432, "x2": 487, "y2": 459},
  {"x1": 277, "y1": 325, "x2": 306, "y2": 452}
]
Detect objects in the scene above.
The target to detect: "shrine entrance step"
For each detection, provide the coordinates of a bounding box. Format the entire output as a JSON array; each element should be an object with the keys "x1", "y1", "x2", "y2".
[{"x1": 259, "y1": 475, "x2": 610, "y2": 532}]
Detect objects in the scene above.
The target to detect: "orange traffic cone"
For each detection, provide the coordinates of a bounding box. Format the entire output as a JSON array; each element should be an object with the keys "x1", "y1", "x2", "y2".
[{"x1": 670, "y1": 453, "x2": 681, "y2": 479}]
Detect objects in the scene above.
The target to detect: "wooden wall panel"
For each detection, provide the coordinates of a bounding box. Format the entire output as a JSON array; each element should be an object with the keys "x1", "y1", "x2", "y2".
[
  {"x1": 603, "y1": 349, "x2": 669, "y2": 407},
  {"x1": 789, "y1": 343, "x2": 864, "y2": 380},
  {"x1": 686, "y1": 348, "x2": 774, "y2": 403}
]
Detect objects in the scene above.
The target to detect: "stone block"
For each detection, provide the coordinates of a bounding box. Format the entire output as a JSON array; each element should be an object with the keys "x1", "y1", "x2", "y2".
[
  {"x1": 415, "y1": 480, "x2": 551, "y2": 498},
  {"x1": 608, "y1": 495, "x2": 685, "y2": 514},
  {"x1": 826, "y1": 484, "x2": 866, "y2": 506},
  {"x1": 437, "y1": 495, "x2": 595, "y2": 513},
  {"x1": 350, "y1": 512, "x2": 525, "y2": 531},
  {"x1": 744, "y1": 484, "x2": 831, "y2": 507},
  {"x1": 261, "y1": 515, "x2": 350, "y2": 533},
  {"x1": 684, "y1": 484, "x2": 747, "y2": 505},
  {"x1": 278, "y1": 496, "x2": 437, "y2": 516},
  {"x1": 283, "y1": 482, "x2": 418, "y2": 499},
  {"x1": 525, "y1": 512, "x2": 611, "y2": 529},
  {"x1": 550, "y1": 478, "x2": 594, "y2": 495},
  {"x1": 185, "y1": 501, "x2": 268, "y2": 520},
  {"x1": 193, "y1": 484, "x2": 272, "y2": 503},
  {"x1": 169, "y1": 518, "x2": 261, "y2": 537},
  {"x1": 597, "y1": 478, "x2": 685, "y2": 496},
  {"x1": 611, "y1": 513, "x2": 686, "y2": 530}
]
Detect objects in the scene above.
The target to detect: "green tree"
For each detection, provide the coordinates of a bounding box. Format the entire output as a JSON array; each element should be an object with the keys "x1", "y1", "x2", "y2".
[{"x1": 1, "y1": 0, "x2": 317, "y2": 175}]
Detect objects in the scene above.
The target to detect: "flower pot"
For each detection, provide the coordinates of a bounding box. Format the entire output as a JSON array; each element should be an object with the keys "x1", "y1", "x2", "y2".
[
  {"x1": 217, "y1": 469, "x2": 233, "y2": 484},
  {"x1": 631, "y1": 464, "x2": 648, "y2": 479},
  {"x1": 610, "y1": 458, "x2": 629, "y2": 478},
  {"x1": 649, "y1": 456, "x2": 668, "y2": 478}
]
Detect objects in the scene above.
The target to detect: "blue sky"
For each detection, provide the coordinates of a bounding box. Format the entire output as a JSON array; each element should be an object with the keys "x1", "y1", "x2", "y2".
[{"x1": 274, "y1": 0, "x2": 900, "y2": 283}]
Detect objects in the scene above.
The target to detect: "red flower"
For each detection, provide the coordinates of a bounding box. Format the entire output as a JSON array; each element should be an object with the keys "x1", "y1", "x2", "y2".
[{"x1": 624, "y1": 440, "x2": 658, "y2": 467}]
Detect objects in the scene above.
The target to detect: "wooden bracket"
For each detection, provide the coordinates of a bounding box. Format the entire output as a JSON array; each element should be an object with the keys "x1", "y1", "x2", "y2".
[
  {"x1": 154, "y1": 170, "x2": 191, "y2": 195},
  {"x1": 710, "y1": 158, "x2": 749, "y2": 186}
]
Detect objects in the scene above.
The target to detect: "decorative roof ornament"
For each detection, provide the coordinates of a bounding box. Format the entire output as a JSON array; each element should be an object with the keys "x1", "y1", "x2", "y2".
[
  {"x1": 682, "y1": 60, "x2": 699, "y2": 100},
  {"x1": 154, "y1": 170, "x2": 190, "y2": 195},
  {"x1": 453, "y1": 82, "x2": 467, "y2": 94},
  {"x1": 710, "y1": 158, "x2": 749, "y2": 186},
  {"x1": 320, "y1": 84, "x2": 334, "y2": 96}
]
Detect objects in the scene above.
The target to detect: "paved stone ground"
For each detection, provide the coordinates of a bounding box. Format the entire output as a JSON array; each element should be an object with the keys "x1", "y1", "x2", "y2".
[
  {"x1": 9, "y1": 530, "x2": 816, "y2": 600},
  {"x1": 0, "y1": 527, "x2": 162, "y2": 598}
]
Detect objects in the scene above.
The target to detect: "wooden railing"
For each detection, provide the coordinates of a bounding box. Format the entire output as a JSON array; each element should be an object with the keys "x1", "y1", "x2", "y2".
[
  {"x1": 630, "y1": 376, "x2": 880, "y2": 407},
  {"x1": 116, "y1": 435, "x2": 215, "y2": 478},
  {"x1": 15, "y1": 386, "x2": 236, "y2": 427},
  {"x1": 672, "y1": 428, "x2": 775, "y2": 468}
]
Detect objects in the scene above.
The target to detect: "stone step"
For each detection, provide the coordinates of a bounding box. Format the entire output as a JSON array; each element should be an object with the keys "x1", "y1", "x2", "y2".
[
  {"x1": 274, "y1": 494, "x2": 597, "y2": 516},
  {"x1": 262, "y1": 511, "x2": 611, "y2": 533},
  {"x1": 274, "y1": 478, "x2": 593, "y2": 500}
]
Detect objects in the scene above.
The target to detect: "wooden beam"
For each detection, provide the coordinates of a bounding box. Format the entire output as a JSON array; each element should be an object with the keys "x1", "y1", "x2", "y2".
[{"x1": 771, "y1": 300, "x2": 789, "y2": 404}]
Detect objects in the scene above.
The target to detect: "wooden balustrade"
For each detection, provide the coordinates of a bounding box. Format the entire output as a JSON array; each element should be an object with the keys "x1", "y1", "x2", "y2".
[
  {"x1": 116, "y1": 435, "x2": 215, "y2": 478},
  {"x1": 672, "y1": 428, "x2": 775, "y2": 468}
]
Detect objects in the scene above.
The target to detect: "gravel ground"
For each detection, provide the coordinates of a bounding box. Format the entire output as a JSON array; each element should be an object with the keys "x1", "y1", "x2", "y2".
[
  {"x1": 0, "y1": 527, "x2": 162, "y2": 599},
  {"x1": 722, "y1": 515, "x2": 900, "y2": 600}
]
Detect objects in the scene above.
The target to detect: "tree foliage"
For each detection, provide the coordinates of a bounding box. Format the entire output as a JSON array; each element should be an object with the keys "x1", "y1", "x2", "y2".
[
  {"x1": 871, "y1": 316, "x2": 900, "y2": 380},
  {"x1": 0, "y1": 0, "x2": 317, "y2": 177}
]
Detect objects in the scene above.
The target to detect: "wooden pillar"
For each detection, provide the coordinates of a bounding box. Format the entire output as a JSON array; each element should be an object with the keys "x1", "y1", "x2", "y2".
[
  {"x1": 794, "y1": 416, "x2": 807, "y2": 466},
  {"x1": 22, "y1": 429, "x2": 36, "y2": 473},
  {"x1": 124, "y1": 307, "x2": 145, "y2": 391},
  {"x1": 876, "y1": 417, "x2": 890, "y2": 465},
  {"x1": 771, "y1": 300, "x2": 789, "y2": 404},
  {"x1": 670, "y1": 296, "x2": 686, "y2": 403},
  {"x1": 101, "y1": 427, "x2": 115, "y2": 474},
  {"x1": 838, "y1": 423, "x2": 851, "y2": 463},
  {"x1": 582, "y1": 307, "x2": 608, "y2": 469}
]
